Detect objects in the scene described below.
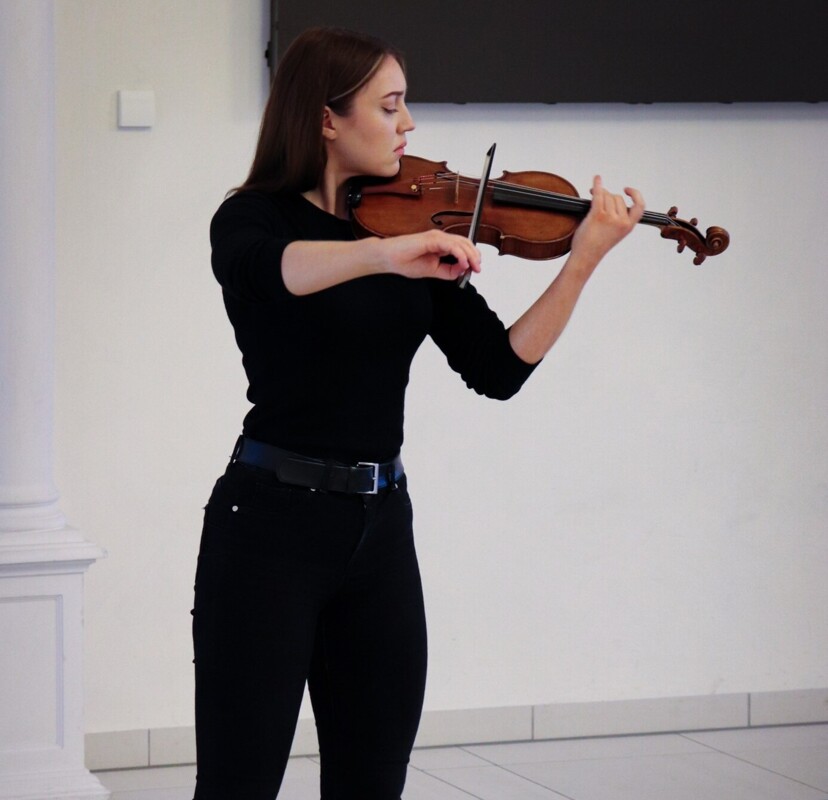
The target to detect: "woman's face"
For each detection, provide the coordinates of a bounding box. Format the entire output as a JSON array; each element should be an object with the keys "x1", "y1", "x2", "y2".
[{"x1": 325, "y1": 56, "x2": 415, "y2": 181}]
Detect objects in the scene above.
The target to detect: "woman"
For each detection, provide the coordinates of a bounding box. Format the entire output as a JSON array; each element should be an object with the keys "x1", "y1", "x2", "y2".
[{"x1": 193, "y1": 26, "x2": 644, "y2": 800}]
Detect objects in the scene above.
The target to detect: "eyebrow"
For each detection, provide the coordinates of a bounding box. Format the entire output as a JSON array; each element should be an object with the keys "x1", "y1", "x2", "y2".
[{"x1": 381, "y1": 91, "x2": 405, "y2": 99}]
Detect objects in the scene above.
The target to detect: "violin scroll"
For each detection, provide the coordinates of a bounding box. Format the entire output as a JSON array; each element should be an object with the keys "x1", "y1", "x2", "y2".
[{"x1": 660, "y1": 205, "x2": 730, "y2": 265}]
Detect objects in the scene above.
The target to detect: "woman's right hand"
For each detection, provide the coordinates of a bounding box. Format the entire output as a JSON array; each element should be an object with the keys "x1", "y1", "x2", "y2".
[
  {"x1": 374, "y1": 230, "x2": 482, "y2": 281},
  {"x1": 282, "y1": 231, "x2": 481, "y2": 296}
]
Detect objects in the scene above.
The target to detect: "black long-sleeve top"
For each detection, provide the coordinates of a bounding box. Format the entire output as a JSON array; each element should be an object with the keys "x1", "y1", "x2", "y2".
[{"x1": 210, "y1": 190, "x2": 538, "y2": 464}]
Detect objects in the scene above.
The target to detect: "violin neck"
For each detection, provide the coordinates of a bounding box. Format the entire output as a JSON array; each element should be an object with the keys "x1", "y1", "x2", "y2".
[{"x1": 491, "y1": 182, "x2": 668, "y2": 228}]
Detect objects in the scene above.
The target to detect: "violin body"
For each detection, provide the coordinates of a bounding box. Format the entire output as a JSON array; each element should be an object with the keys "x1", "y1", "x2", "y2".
[{"x1": 349, "y1": 155, "x2": 729, "y2": 265}]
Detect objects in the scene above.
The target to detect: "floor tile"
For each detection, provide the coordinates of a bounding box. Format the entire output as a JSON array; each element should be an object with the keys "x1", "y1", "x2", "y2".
[
  {"x1": 93, "y1": 726, "x2": 828, "y2": 800},
  {"x1": 276, "y1": 757, "x2": 321, "y2": 798},
  {"x1": 424, "y1": 765, "x2": 573, "y2": 799},
  {"x1": 724, "y1": 746, "x2": 828, "y2": 793},
  {"x1": 683, "y1": 723, "x2": 828, "y2": 751},
  {"x1": 410, "y1": 746, "x2": 492, "y2": 770},
  {"x1": 464, "y1": 733, "x2": 711, "y2": 765},
  {"x1": 681, "y1": 725, "x2": 828, "y2": 791},
  {"x1": 508, "y1": 751, "x2": 828, "y2": 800},
  {"x1": 404, "y1": 766, "x2": 484, "y2": 798}
]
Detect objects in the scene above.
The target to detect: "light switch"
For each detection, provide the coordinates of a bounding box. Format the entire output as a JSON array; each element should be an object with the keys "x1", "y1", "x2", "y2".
[{"x1": 118, "y1": 90, "x2": 155, "y2": 128}]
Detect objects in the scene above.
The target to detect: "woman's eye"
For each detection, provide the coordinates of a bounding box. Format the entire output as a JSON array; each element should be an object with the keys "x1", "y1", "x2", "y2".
[{"x1": 383, "y1": 107, "x2": 397, "y2": 115}]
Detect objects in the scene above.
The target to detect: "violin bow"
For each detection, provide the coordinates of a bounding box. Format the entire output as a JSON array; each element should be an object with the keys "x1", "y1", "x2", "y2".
[{"x1": 457, "y1": 142, "x2": 497, "y2": 288}]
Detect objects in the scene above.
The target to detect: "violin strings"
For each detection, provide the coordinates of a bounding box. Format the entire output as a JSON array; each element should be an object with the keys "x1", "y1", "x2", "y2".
[
  {"x1": 423, "y1": 173, "x2": 587, "y2": 212},
  {"x1": 418, "y1": 172, "x2": 678, "y2": 228}
]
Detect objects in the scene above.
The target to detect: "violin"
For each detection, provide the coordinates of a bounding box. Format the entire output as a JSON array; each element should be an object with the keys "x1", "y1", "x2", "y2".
[{"x1": 348, "y1": 155, "x2": 729, "y2": 266}]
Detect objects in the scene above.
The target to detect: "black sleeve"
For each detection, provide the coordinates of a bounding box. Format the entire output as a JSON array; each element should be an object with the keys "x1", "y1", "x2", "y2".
[
  {"x1": 428, "y1": 279, "x2": 540, "y2": 400},
  {"x1": 209, "y1": 192, "x2": 292, "y2": 303}
]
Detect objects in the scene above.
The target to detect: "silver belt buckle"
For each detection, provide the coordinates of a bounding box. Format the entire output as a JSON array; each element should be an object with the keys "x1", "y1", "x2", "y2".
[{"x1": 357, "y1": 462, "x2": 379, "y2": 494}]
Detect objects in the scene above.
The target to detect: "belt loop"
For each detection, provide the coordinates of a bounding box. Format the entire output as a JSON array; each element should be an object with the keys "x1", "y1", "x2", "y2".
[
  {"x1": 230, "y1": 435, "x2": 244, "y2": 463},
  {"x1": 385, "y1": 462, "x2": 398, "y2": 491}
]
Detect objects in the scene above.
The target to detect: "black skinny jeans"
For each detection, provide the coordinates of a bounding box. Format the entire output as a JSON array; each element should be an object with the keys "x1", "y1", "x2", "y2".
[{"x1": 191, "y1": 459, "x2": 428, "y2": 799}]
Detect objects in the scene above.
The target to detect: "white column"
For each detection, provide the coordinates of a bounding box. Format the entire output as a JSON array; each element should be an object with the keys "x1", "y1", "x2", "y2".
[{"x1": 0, "y1": 2, "x2": 108, "y2": 797}]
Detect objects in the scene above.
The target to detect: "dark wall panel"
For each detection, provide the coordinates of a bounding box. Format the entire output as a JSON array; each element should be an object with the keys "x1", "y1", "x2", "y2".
[{"x1": 270, "y1": 1, "x2": 827, "y2": 103}]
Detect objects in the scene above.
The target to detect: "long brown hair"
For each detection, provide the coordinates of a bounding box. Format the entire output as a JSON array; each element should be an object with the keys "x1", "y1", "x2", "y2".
[{"x1": 236, "y1": 27, "x2": 405, "y2": 195}]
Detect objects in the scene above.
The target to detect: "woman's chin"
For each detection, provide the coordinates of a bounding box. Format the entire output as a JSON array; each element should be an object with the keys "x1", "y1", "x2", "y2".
[{"x1": 379, "y1": 158, "x2": 402, "y2": 177}]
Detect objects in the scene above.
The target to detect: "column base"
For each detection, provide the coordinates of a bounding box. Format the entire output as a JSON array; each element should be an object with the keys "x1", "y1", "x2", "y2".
[{"x1": 0, "y1": 529, "x2": 107, "y2": 800}]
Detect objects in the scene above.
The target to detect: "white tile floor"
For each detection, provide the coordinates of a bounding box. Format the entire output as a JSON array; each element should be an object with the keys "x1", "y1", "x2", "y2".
[{"x1": 95, "y1": 723, "x2": 828, "y2": 799}]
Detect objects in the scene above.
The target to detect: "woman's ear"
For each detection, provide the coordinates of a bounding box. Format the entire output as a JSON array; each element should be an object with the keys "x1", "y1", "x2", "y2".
[{"x1": 321, "y1": 106, "x2": 337, "y2": 141}]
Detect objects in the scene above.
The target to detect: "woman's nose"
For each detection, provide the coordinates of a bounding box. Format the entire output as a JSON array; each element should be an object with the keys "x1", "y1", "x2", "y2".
[{"x1": 399, "y1": 106, "x2": 415, "y2": 132}]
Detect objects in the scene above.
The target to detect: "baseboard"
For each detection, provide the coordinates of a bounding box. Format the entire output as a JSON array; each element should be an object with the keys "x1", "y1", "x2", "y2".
[{"x1": 85, "y1": 687, "x2": 828, "y2": 772}]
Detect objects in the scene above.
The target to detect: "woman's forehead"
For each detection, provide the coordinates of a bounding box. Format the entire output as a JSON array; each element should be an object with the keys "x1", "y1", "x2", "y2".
[{"x1": 363, "y1": 57, "x2": 407, "y2": 97}]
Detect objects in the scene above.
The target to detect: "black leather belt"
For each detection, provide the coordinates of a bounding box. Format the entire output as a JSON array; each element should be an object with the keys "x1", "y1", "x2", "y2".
[{"x1": 232, "y1": 436, "x2": 403, "y2": 495}]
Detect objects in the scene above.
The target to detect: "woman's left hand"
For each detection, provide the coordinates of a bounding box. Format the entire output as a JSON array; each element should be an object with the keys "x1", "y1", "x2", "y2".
[
  {"x1": 507, "y1": 176, "x2": 645, "y2": 364},
  {"x1": 569, "y1": 175, "x2": 645, "y2": 270}
]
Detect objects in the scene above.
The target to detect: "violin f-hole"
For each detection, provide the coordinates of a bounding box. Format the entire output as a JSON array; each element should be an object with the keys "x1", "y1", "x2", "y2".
[{"x1": 432, "y1": 210, "x2": 473, "y2": 227}]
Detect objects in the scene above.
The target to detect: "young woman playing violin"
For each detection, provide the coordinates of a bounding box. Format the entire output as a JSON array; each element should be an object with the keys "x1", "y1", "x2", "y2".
[{"x1": 193, "y1": 26, "x2": 644, "y2": 800}]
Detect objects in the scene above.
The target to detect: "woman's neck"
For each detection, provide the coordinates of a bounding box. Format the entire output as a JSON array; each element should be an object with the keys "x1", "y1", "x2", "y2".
[{"x1": 302, "y1": 170, "x2": 349, "y2": 219}]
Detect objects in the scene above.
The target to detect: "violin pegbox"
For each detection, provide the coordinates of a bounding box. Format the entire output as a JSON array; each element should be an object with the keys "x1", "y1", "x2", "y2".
[{"x1": 659, "y1": 205, "x2": 730, "y2": 265}]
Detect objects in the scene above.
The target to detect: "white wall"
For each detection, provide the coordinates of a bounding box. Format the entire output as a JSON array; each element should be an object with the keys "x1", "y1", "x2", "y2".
[{"x1": 53, "y1": 1, "x2": 828, "y2": 735}]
